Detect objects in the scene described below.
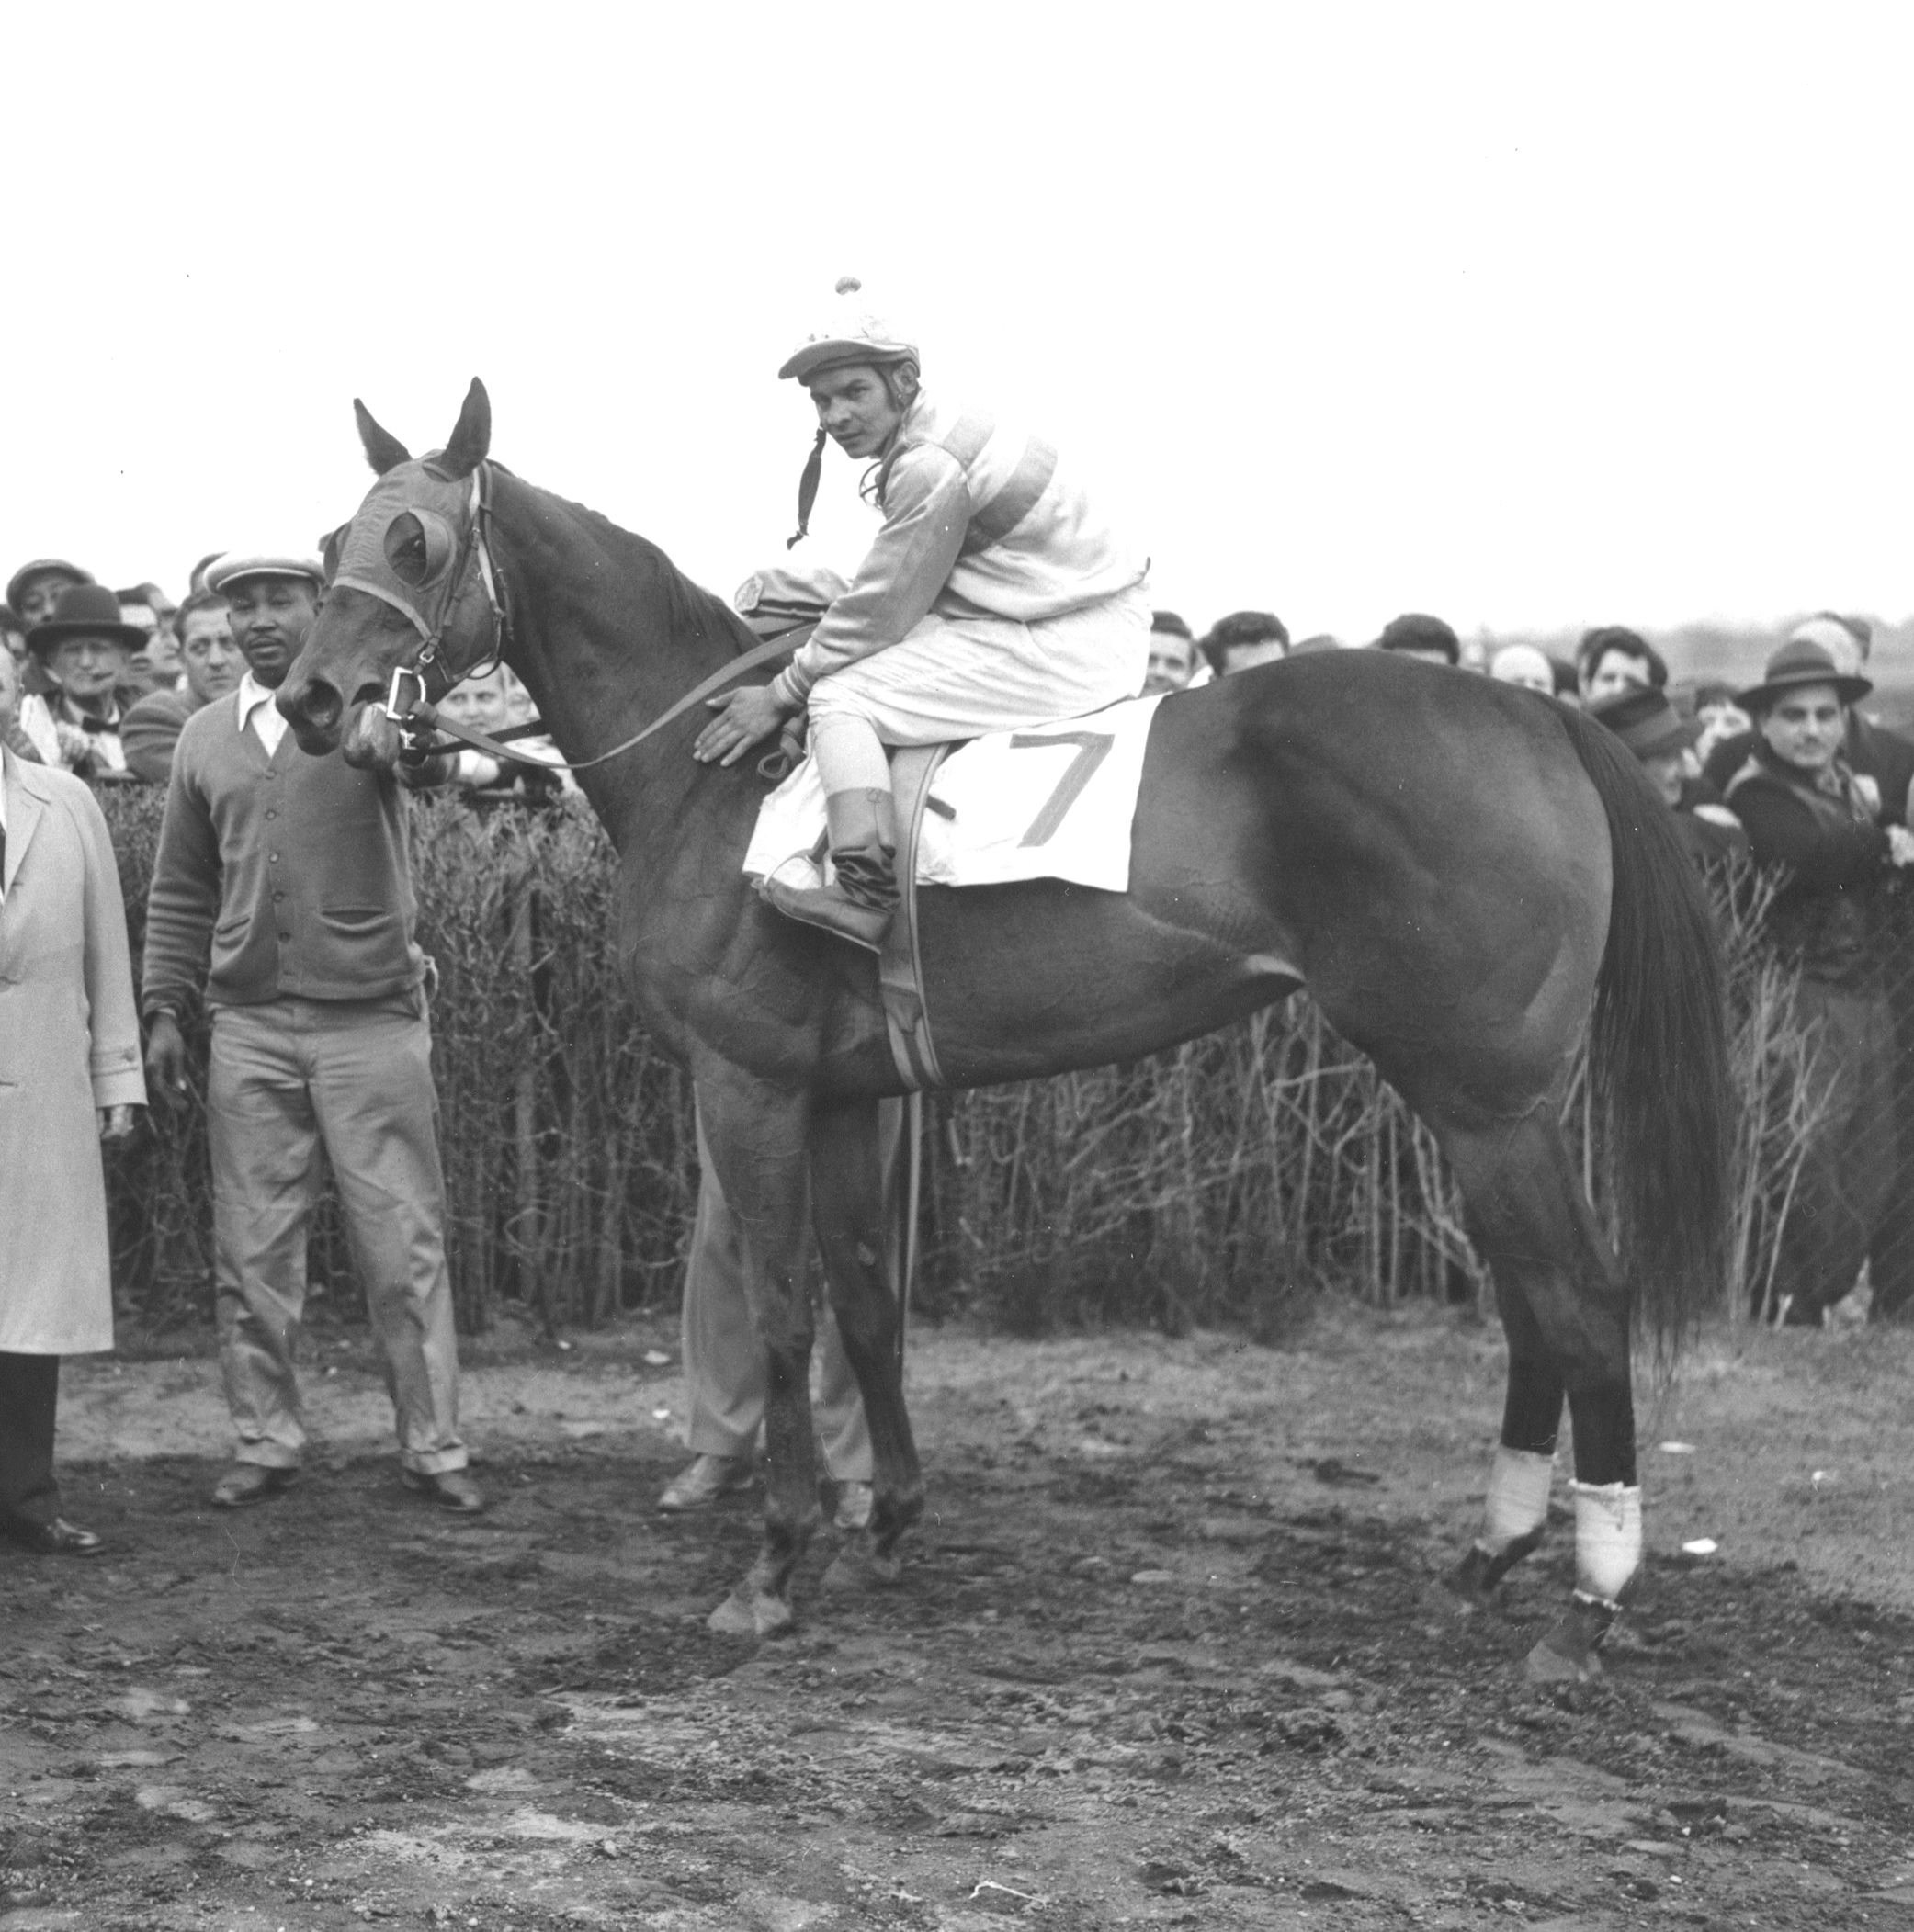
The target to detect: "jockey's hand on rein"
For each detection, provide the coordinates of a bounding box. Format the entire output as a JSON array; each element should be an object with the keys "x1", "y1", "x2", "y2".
[{"x1": 694, "y1": 684, "x2": 791, "y2": 767}]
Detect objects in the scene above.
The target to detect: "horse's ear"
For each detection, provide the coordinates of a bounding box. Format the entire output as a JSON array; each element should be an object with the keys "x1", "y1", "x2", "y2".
[
  {"x1": 437, "y1": 378, "x2": 492, "y2": 479},
  {"x1": 354, "y1": 400, "x2": 412, "y2": 475}
]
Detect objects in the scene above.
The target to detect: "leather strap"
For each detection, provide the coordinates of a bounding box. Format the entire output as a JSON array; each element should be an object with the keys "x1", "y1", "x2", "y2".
[
  {"x1": 878, "y1": 744, "x2": 951, "y2": 1090},
  {"x1": 395, "y1": 625, "x2": 805, "y2": 774}
]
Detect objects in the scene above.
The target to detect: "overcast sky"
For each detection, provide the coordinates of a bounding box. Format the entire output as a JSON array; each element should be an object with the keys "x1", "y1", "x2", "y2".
[{"x1": 6, "y1": 5, "x2": 1909, "y2": 644}]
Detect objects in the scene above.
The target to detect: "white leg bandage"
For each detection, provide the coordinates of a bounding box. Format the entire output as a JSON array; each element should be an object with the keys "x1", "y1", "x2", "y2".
[
  {"x1": 1570, "y1": 1480, "x2": 1642, "y2": 1607},
  {"x1": 1478, "y1": 1446, "x2": 1555, "y2": 1554}
]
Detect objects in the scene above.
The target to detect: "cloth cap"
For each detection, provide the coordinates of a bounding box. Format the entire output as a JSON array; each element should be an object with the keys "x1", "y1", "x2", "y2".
[
  {"x1": 1376, "y1": 612, "x2": 1460, "y2": 661},
  {"x1": 1591, "y1": 686, "x2": 1702, "y2": 761},
  {"x1": 778, "y1": 277, "x2": 919, "y2": 383},
  {"x1": 7, "y1": 557, "x2": 95, "y2": 614},
  {"x1": 25, "y1": 582, "x2": 151, "y2": 656},
  {"x1": 205, "y1": 550, "x2": 325, "y2": 594},
  {"x1": 733, "y1": 561, "x2": 850, "y2": 636},
  {"x1": 1735, "y1": 637, "x2": 1872, "y2": 712}
]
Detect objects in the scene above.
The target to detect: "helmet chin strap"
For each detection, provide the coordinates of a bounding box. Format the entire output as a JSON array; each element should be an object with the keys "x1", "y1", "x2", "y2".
[{"x1": 787, "y1": 427, "x2": 828, "y2": 550}]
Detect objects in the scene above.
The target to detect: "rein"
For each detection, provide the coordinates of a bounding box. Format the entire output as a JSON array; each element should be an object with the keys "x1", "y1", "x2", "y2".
[
  {"x1": 371, "y1": 458, "x2": 808, "y2": 775},
  {"x1": 387, "y1": 626, "x2": 804, "y2": 775}
]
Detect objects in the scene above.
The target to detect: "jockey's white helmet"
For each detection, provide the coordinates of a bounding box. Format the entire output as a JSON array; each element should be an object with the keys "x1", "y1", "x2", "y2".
[{"x1": 777, "y1": 277, "x2": 919, "y2": 383}]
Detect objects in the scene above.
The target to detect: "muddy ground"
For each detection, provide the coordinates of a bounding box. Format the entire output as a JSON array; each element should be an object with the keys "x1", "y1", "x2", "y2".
[{"x1": 4, "y1": 1303, "x2": 1914, "y2": 1930}]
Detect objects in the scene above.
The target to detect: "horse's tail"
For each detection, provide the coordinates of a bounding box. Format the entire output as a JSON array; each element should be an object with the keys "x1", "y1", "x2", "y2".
[{"x1": 1557, "y1": 704, "x2": 1735, "y2": 1350}]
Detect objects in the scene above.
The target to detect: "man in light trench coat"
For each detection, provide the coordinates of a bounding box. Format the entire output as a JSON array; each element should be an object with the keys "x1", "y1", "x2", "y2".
[{"x1": 0, "y1": 646, "x2": 145, "y2": 1554}]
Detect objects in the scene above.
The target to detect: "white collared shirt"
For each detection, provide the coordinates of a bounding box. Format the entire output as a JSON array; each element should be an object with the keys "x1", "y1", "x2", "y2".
[{"x1": 236, "y1": 671, "x2": 289, "y2": 757}]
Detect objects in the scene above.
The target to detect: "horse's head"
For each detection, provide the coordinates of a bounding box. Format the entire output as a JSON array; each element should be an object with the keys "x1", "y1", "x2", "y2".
[{"x1": 278, "y1": 378, "x2": 503, "y2": 770}]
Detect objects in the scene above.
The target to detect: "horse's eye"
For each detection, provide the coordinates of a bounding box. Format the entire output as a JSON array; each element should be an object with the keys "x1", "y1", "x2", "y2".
[
  {"x1": 384, "y1": 512, "x2": 434, "y2": 586},
  {"x1": 384, "y1": 510, "x2": 456, "y2": 588}
]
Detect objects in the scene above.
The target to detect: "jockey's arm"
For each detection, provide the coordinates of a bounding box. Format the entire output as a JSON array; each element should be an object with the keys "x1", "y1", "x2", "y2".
[
  {"x1": 768, "y1": 447, "x2": 970, "y2": 710},
  {"x1": 695, "y1": 448, "x2": 970, "y2": 768}
]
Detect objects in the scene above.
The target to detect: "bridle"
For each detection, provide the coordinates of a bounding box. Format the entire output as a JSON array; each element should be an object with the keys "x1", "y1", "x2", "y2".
[
  {"x1": 328, "y1": 459, "x2": 514, "y2": 734},
  {"x1": 342, "y1": 458, "x2": 810, "y2": 778}
]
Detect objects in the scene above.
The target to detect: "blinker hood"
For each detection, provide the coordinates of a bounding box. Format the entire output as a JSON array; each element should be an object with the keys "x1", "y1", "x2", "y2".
[{"x1": 330, "y1": 463, "x2": 476, "y2": 645}]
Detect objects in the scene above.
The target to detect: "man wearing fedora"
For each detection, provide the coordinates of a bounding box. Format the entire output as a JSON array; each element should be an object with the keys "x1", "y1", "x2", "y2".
[
  {"x1": 142, "y1": 551, "x2": 481, "y2": 1513},
  {"x1": 15, "y1": 583, "x2": 150, "y2": 777},
  {"x1": 1706, "y1": 614, "x2": 1914, "y2": 1322},
  {"x1": 1726, "y1": 638, "x2": 1914, "y2": 1327},
  {"x1": 1703, "y1": 614, "x2": 1914, "y2": 822}
]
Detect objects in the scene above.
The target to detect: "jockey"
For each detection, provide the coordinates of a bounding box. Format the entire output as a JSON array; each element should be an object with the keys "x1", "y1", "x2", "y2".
[{"x1": 693, "y1": 278, "x2": 1151, "y2": 949}]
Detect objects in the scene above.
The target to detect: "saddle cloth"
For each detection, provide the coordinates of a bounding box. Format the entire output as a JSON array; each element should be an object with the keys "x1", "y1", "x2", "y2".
[{"x1": 743, "y1": 692, "x2": 1164, "y2": 895}]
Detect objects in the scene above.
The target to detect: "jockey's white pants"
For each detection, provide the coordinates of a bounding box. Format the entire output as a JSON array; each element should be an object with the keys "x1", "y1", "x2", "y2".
[{"x1": 805, "y1": 586, "x2": 1151, "y2": 797}]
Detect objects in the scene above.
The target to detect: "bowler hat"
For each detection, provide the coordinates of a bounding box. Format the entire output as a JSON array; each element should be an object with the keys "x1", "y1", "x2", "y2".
[
  {"x1": 6, "y1": 557, "x2": 95, "y2": 616},
  {"x1": 1591, "y1": 687, "x2": 1701, "y2": 761},
  {"x1": 1735, "y1": 637, "x2": 1871, "y2": 713},
  {"x1": 26, "y1": 582, "x2": 150, "y2": 656}
]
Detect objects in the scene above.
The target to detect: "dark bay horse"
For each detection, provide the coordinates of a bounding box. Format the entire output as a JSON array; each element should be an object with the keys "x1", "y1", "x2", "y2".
[{"x1": 279, "y1": 381, "x2": 1732, "y2": 1679}]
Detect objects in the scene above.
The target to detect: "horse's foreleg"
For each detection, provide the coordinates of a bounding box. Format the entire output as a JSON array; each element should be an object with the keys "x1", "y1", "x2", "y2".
[
  {"x1": 1444, "y1": 1108, "x2": 1640, "y2": 1681},
  {"x1": 810, "y1": 1094, "x2": 924, "y2": 1593},
  {"x1": 693, "y1": 1069, "x2": 820, "y2": 1640}
]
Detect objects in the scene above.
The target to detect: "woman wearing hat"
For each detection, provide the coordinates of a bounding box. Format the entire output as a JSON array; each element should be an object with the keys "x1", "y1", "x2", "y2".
[
  {"x1": 1725, "y1": 638, "x2": 1914, "y2": 1324},
  {"x1": 692, "y1": 278, "x2": 1151, "y2": 949},
  {"x1": 17, "y1": 583, "x2": 151, "y2": 778}
]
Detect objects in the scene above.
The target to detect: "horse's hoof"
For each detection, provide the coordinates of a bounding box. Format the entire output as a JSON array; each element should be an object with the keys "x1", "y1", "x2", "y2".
[
  {"x1": 1524, "y1": 1598, "x2": 1614, "y2": 1686},
  {"x1": 821, "y1": 1538, "x2": 904, "y2": 1595},
  {"x1": 752, "y1": 1593, "x2": 796, "y2": 1640},
  {"x1": 707, "y1": 1586, "x2": 796, "y2": 1639},
  {"x1": 1443, "y1": 1545, "x2": 1500, "y2": 1612},
  {"x1": 707, "y1": 1588, "x2": 760, "y2": 1638}
]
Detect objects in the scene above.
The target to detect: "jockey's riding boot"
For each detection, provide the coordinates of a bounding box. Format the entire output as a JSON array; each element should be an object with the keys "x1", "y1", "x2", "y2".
[{"x1": 763, "y1": 786, "x2": 900, "y2": 952}]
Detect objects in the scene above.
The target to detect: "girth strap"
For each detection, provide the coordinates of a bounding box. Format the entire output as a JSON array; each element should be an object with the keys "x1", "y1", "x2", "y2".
[{"x1": 878, "y1": 744, "x2": 952, "y2": 1090}]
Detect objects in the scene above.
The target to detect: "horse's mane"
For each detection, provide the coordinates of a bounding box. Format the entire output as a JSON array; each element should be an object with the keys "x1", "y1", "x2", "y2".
[{"x1": 504, "y1": 467, "x2": 759, "y2": 660}]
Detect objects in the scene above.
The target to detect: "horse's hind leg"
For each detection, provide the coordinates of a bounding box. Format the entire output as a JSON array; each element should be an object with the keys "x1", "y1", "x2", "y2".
[
  {"x1": 809, "y1": 1094, "x2": 925, "y2": 1592},
  {"x1": 693, "y1": 1068, "x2": 822, "y2": 1639},
  {"x1": 1443, "y1": 1106, "x2": 1642, "y2": 1682},
  {"x1": 1451, "y1": 1316, "x2": 1564, "y2": 1601}
]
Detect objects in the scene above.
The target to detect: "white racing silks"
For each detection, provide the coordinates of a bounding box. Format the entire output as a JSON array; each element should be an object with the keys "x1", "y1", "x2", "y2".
[{"x1": 1570, "y1": 1479, "x2": 1642, "y2": 1606}]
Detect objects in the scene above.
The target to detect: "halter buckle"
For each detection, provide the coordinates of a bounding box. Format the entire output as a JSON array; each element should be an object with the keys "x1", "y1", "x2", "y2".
[{"x1": 384, "y1": 665, "x2": 428, "y2": 724}]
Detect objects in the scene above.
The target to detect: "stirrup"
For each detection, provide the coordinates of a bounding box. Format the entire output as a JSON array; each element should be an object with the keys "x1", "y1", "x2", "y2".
[{"x1": 761, "y1": 876, "x2": 894, "y2": 953}]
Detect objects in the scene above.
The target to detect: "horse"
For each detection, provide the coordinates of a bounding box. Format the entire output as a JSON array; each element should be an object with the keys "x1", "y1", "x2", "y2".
[{"x1": 277, "y1": 379, "x2": 1732, "y2": 1681}]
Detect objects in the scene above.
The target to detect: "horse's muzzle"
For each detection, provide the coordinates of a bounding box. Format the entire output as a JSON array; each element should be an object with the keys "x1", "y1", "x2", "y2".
[{"x1": 342, "y1": 701, "x2": 404, "y2": 772}]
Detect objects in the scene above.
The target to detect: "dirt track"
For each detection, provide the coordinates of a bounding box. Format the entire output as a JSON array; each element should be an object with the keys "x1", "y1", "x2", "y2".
[{"x1": 5, "y1": 1305, "x2": 1914, "y2": 1929}]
